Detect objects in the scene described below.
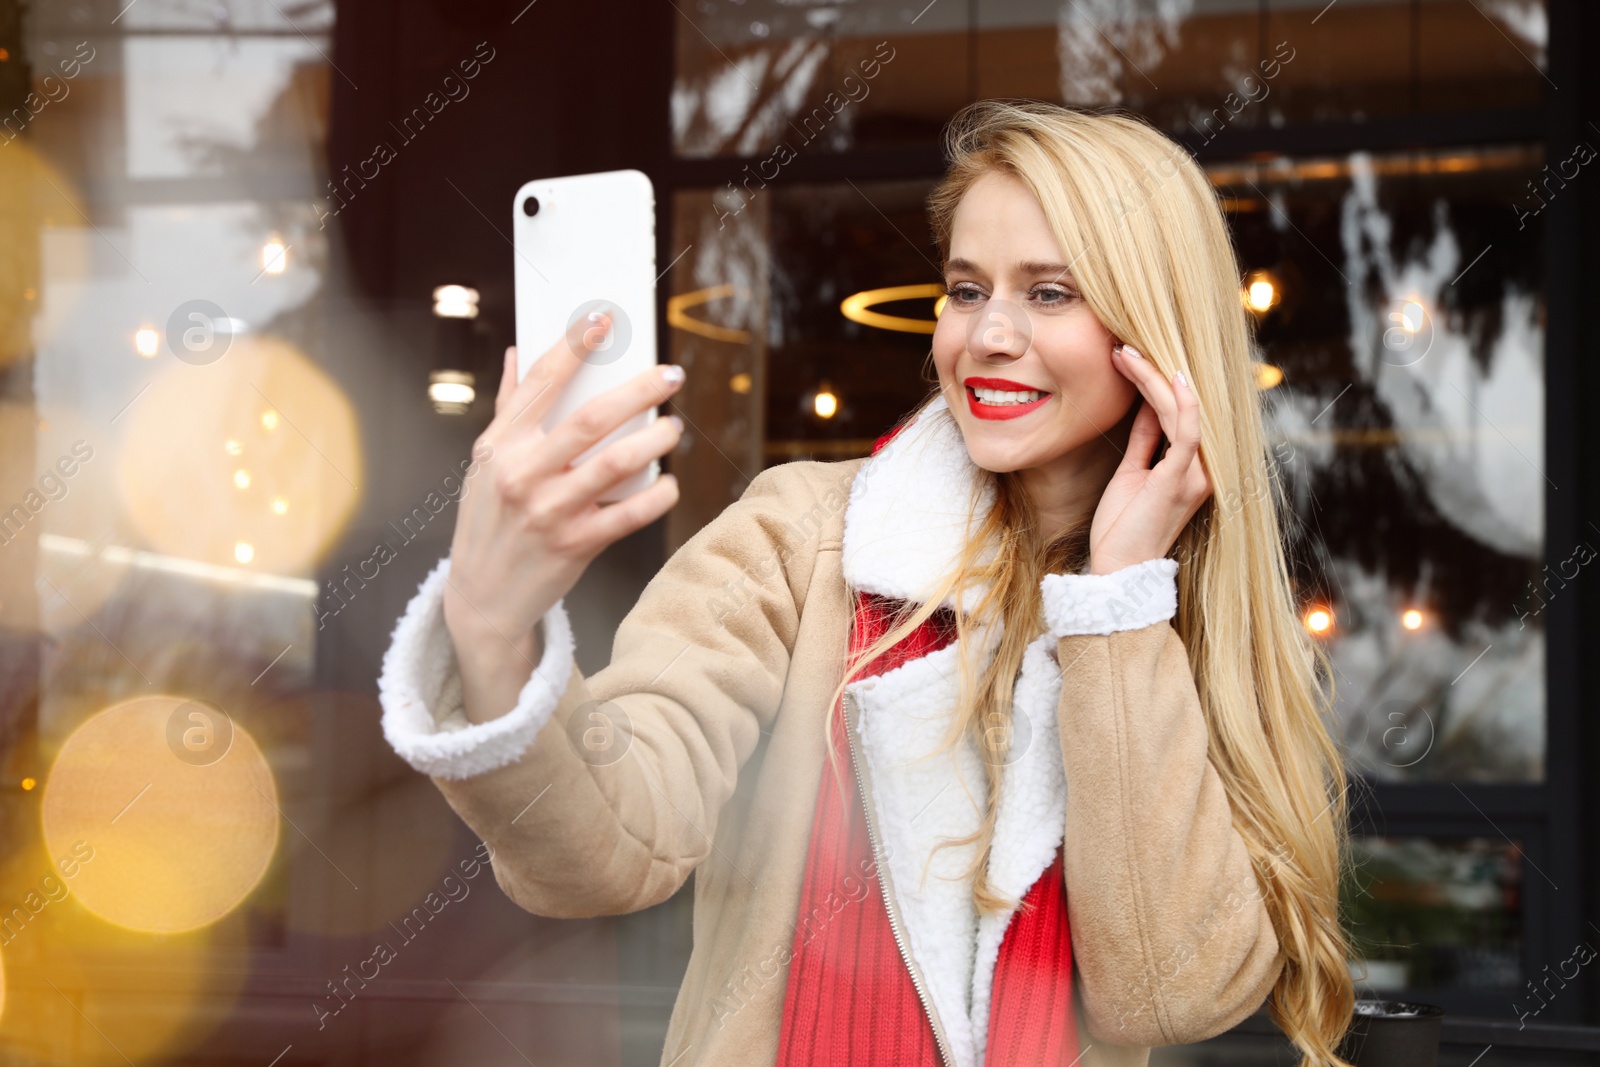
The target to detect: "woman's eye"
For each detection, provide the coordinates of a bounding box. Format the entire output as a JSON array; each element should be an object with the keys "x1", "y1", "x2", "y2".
[
  {"x1": 944, "y1": 284, "x2": 984, "y2": 306},
  {"x1": 1031, "y1": 285, "x2": 1076, "y2": 305}
]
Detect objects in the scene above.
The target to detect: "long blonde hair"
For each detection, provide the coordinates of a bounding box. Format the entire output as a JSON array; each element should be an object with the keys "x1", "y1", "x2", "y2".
[{"x1": 823, "y1": 99, "x2": 1355, "y2": 1065}]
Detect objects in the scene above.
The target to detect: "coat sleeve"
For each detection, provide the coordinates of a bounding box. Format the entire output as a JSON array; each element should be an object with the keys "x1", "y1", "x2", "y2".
[
  {"x1": 377, "y1": 462, "x2": 830, "y2": 918},
  {"x1": 1039, "y1": 558, "x2": 1284, "y2": 1047}
]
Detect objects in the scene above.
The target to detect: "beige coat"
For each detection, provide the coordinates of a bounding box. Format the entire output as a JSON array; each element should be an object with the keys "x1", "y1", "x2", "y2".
[{"x1": 378, "y1": 394, "x2": 1285, "y2": 1067}]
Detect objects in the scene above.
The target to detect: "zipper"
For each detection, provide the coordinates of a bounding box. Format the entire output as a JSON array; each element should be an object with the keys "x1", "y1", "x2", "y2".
[{"x1": 843, "y1": 688, "x2": 957, "y2": 1067}]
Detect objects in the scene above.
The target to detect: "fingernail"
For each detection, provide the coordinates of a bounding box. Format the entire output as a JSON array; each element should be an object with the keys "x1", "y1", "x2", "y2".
[
  {"x1": 667, "y1": 414, "x2": 685, "y2": 432},
  {"x1": 1123, "y1": 345, "x2": 1143, "y2": 359},
  {"x1": 1174, "y1": 370, "x2": 1188, "y2": 389},
  {"x1": 661, "y1": 364, "x2": 685, "y2": 385}
]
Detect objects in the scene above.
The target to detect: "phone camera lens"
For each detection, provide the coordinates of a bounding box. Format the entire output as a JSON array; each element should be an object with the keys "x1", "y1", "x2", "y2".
[{"x1": 522, "y1": 196, "x2": 540, "y2": 217}]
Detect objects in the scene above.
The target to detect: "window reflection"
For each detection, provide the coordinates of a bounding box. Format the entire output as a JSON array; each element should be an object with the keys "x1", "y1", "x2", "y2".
[
  {"x1": 1343, "y1": 835, "x2": 1523, "y2": 994},
  {"x1": 1219, "y1": 144, "x2": 1545, "y2": 783},
  {"x1": 673, "y1": 0, "x2": 1549, "y2": 158}
]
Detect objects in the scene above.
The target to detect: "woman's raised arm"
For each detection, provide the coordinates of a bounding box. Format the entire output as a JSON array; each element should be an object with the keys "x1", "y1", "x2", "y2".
[{"x1": 378, "y1": 450, "x2": 834, "y2": 919}]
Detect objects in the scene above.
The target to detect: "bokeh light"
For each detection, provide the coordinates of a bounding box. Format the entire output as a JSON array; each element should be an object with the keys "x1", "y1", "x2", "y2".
[
  {"x1": 116, "y1": 333, "x2": 362, "y2": 575},
  {"x1": 0, "y1": 402, "x2": 139, "y2": 632},
  {"x1": 0, "y1": 834, "x2": 252, "y2": 1067},
  {"x1": 41, "y1": 694, "x2": 280, "y2": 934}
]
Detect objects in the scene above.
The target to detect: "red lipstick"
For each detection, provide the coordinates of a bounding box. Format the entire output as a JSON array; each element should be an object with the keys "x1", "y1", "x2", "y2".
[{"x1": 962, "y1": 376, "x2": 1051, "y2": 421}]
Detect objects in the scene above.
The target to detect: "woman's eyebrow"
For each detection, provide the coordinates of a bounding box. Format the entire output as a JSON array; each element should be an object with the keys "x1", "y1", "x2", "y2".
[
  {"x1": 944, "y1": 257, "x2": 1076, "y2": 282},
  {"x1": 1017, "y1": 260, "x2": 1077, "y2": 281}
]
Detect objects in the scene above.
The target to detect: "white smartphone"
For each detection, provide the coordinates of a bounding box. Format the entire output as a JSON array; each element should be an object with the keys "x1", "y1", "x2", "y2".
[{"x1": 512, "y1": 169, "x2": 660, "y2": 503}]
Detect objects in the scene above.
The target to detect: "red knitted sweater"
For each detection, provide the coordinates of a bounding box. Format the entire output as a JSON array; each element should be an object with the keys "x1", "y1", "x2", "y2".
[{"x1": 774, "y1": 427, "x2": 1079, "y2": 1066}]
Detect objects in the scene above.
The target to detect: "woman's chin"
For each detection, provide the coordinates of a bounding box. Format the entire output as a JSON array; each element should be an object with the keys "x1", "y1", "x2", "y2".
[{"x1": 958, "y1": 436, "x2": 1038, "y2": 475}]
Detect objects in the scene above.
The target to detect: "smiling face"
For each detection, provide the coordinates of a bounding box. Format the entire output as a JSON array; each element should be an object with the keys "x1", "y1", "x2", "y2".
[{"x1": 932, "y1": 169, "x2": 1140, "y2": 531}]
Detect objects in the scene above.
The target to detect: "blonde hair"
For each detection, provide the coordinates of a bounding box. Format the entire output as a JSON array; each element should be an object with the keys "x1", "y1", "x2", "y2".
[{"x1": 823, "y1": 99, "x2": 1355, "y2": 1065}]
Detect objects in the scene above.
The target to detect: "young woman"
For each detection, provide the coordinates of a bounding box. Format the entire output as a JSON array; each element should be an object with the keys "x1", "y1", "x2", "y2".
[{"x1": 379, "y1": 99, "x2": 1356, "y2": 1067}]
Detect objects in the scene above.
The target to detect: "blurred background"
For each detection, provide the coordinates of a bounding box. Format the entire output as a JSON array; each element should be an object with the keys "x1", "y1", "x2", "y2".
[{"x1": 0, "y1": 0, "x2": 1597, "y2": 1064}]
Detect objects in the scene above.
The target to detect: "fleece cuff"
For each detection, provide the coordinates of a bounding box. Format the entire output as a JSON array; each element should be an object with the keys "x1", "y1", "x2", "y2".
[
  {"x1": 1039, "y1": 557, "x2": 1179, "y2": 637},
  {"x1": 378, "y1": 554, "x2": 575, "y2": 781}
]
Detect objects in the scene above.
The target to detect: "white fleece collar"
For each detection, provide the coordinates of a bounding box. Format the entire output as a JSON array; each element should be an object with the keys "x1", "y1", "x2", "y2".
[
  {"x1": 840, "y1": 395, "x2": 1070, "y2": 1067},
  {"x1": 841, "y1": 393, "x2": 998, "y2": 615},
  {"x1": 845, "y1": 631, "x2": 1067, "y2": 1067}
]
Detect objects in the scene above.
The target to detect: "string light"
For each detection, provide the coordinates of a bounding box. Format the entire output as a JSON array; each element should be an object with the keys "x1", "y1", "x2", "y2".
[
  {"x1": 1241, "y1": 270, "x2": 1280, "y2": 313},
  {"x1": 813, "y1": 383, "x2": 838, "y2": 419}
]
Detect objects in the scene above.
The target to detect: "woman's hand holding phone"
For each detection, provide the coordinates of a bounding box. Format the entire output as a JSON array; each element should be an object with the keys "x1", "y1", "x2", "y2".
[{"x1": 442, "y1": 311, "x2": 685, "y2": 725}]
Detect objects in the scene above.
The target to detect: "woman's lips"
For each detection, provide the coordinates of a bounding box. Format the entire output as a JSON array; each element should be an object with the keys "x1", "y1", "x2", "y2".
[{"x1": 965, "y1": 384, "x2": 1050, "y2": 420}]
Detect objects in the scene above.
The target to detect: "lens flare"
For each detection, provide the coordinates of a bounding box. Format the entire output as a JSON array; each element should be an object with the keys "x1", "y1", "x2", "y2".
[
  {"x1": 116, "y1": 334, "x2": 362, "y2": 575},
  {"x1": 41, "y1": 694, "x2": 280, "y2": 934}
]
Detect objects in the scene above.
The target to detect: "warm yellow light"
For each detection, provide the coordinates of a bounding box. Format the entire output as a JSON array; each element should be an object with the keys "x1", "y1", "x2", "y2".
[
  {"x1": 839, "y1": 283, "x2": 944, "y2": 334},
  {"x1": 261, "y1": 238, "x2": 288, "y2": 275},
  {"x1": 233, "y1": 469, "x2": 251, "y2": 490},
  {"x1": 1304, "y1": 607, "x2": 1334, "y2": 634},
  {"x1": 271, "y1": 496, "x2": 288, "y2": 515},
  {"x1": 41, "y1": 694, "x2": 280, "y2": 934},
  {"x1": 1254, "y1": 362, "x2": 1284, "y2": 390},
  {"x1": 814, "y1": 388, "x2": 838, "y2": 419},
  {"x1": 1401, "y1": 608, "x2": 1424, "y2": 630},
  {"x1": 134, "y1": 327, "x2": 160, "y2": 357},
  {"x1": 20, "y1": 777, "x2": 35, "y2": 791},
  {"x1": 116, "y1": 335, "x2": 363, "y2": 575},
  {"x1": 1241, "y1": 270, "x2": 1281, "y2": 314},
  {"x1": 667, "y1": 284, "x2": 752, "y2": 344},
  {"x1": 234, "y1": 541, "x2": 254, "y2": 564},
  {"x1": 730, "y1": 372, "x2": 753, "y2": 394},
  {"x1": 432, "y1": 284, "x2": 480, "y2": 319}
]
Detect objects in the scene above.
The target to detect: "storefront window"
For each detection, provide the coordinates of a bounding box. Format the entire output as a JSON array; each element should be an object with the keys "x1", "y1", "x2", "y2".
[{"x1": 672, "y1": 0, "x2": 1548, "y2": 158}]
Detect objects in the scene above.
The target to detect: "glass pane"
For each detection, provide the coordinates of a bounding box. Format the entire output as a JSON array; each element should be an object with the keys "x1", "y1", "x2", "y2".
[
  {"x1": 1219, "y1": 144, "x2": 1546, "y2": 783},
  {"x1": 664, "y1": 177, "x2": 942, "y2": 551},
  {"x1": 673, "y1": 1, "x2": 1549, "y2": 157},
  {"x1": 672, "y1": 0, "x2": 955, "y2": 158},
  {"x1": 1343, "y1": 836, "x2": 1523, "y2": 995}
]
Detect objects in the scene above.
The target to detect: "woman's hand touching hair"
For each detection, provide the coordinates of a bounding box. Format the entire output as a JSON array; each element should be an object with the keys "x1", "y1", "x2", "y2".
[
  {"x1": 442, "y1": 311, "x2": 686, "y2": 723},
  {"x1": 1086, "y1": 342, "x2": 1212, "y2": 575}
]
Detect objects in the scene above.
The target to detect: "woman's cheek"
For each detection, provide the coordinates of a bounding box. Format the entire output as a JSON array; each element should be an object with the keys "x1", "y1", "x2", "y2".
[{"x1": 930, "y1": 314, "x2": 965, "y2": 377}]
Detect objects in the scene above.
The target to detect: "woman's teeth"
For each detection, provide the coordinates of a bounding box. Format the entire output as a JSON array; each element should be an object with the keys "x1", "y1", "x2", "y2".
[{"x1": 972, "y1": 388, "x2": 1045, "y2": 405}]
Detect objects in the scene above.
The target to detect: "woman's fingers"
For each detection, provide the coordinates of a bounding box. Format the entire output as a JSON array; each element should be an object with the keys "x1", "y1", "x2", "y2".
[
  {"x1": 499, "y1": 310, "x2": 616, "y2": 437},
  {"x1": 1118, "y1": 396, "x2": 1164, "y2": 473},
  {"x1": 1113, "y1": 344, "x2": 1178, "y2": 438},
  {"x1": 537, "y1": 361, "x2": 686, "y2": 475},
  {"x1": 567, "y1": 469, "x2": 681, "y2": 549},
  {"x1": 542, "y1": 411, "x2": 683, "y2": 514},
  {"x1": 1113, "y1": 343, "x2": 1209, "y2": 503},
  {"x1": 493, "y1": 345, "x2": 518, "y2": 418},
  {"x1": 1158, "y1": 368, "x2": 1205, "y2": 491}
]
